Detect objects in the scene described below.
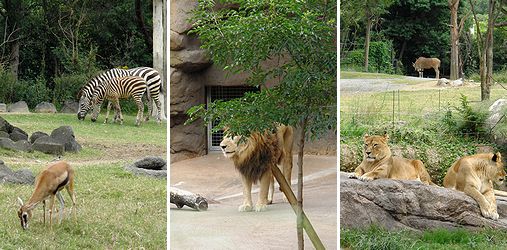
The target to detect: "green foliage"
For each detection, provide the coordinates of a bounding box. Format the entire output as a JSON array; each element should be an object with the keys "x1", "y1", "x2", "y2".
[
  {"x1": 188, "y1": 0, "x2": 336, "y2": 140},
  {"x1": 16, "y1": 77, "x2": 52, "y2": 108},
  {"x1": 443, "y1": 94, "x2": 488, "y2": 137},
  {"x1": 342, "y1": 226, "x2": 507, "y2": 249},
  {"x1": 0, "y1": 66, "x2": 19, "y2": 103}
]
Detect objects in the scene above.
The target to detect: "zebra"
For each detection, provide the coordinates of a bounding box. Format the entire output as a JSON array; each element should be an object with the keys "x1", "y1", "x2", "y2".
[
  {"x1": 77, "y1": 67, "x2": 162, "y2": 123},
  {"x1": 78, "y1": 76, "x2": 147, "y2": 126}
]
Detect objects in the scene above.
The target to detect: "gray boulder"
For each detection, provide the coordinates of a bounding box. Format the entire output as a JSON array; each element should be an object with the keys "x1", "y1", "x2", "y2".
[
  {"x1": 34, "y1": 102, "x2": 57, "y2": 113},
  {"x1": 7, "y1": 101, "x2": 29, "y2": 113},
  {"x1": 125, "y1": 157, "x2": 167, "y2": 178},
  {"x1": 0, "y1": 103, "x2": 6, "y2": 112},
  {"x1": 0, "y1": 161, "x2": 35, "y2": 184},
  {"x1": 29, "y1": 131, "x2": 49, "y2": 144},
  {"x1": 0, "y1": 138, "x2": 16, "y2": 151},
  {"x1": 0, "y1": 131, "x2": 9, "y2": 138},
  {"x1": 9, "y1": 127, "x2": 28, "y2": 142},
  {"x1": 0, "y1": 116, "x2": 13, "y2": 133},
  {"x1": 60, "y1": 100, "x2": 79, "y2": 114},
  {"x1": 50, "y1": 126, "x2": 81, "y2": 152},
  {"x1": 340, "y1": 172, "x2": 507, "y2": 231},
  {"x1": 14, "y1": 140, "x2": 32, "y2": 152},
  {"x1": 32, "y1": 136, "x2": 65, "y2": 155}
]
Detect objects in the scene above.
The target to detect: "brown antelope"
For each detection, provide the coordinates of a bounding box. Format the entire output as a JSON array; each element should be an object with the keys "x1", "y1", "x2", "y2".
[
  {"x1": 412, "y1": 57, "x2": 441, "y2": 79},
  {"x1": 17, "y1": 161, "x2": 76, "y2": 230}
]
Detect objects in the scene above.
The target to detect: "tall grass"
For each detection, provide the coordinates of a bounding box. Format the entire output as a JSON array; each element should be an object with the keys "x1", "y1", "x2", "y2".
[{"x1": 0, "y1": 113, "x2": 166, "y2": 248}]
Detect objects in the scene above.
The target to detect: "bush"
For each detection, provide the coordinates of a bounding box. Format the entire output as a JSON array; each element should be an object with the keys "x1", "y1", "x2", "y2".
[
  {"x1": 442, "y1": 94, "x2": 488, "y2": 138},
  {"x1": 17, "y1": 77, "x2": 52, "y2": 108},
  {"x1": 341, "y1": 41, "x2": 395, "y2": 74}
]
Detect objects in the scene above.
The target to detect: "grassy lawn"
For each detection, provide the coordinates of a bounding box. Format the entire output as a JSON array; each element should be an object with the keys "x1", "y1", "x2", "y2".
[{"x1": 0, "y1": 113, "x2": 167, "y2": 248}]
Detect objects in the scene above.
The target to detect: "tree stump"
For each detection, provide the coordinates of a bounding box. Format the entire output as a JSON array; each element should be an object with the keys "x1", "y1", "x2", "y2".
[{"x1": 170, "y1": 187, "x2": 208, "y2": 211}]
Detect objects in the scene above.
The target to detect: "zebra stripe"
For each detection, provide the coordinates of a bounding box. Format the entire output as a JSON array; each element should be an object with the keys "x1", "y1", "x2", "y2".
[
  {"x1": 90, "y1": 76, "x2": 147, "y2": 126},
  {"x1": 77, "y1": 67, "x2": 162, "y2": 123}
]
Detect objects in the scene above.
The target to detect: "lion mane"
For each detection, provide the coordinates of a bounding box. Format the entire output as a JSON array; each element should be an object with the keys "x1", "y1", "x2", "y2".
[
  {"x1": 221, "y1": 125, "x2": 293, "y2": 212},
  {"x1": 351, "y1": 133, "x2": 434, "y2": 185}
]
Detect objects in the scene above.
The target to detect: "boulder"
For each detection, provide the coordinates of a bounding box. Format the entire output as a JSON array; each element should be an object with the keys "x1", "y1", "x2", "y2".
[
  {"x1": 9, "y1": 127, "x2": 28, "y2": 142},
  {"x1": 0, "y1": 131, "x2": 9, "y2": 138},
  {"x1": 170, "y1": 0, "x2": 198, "y2": 34},
  {"x1": 0, "y1": 161, "x2": 35, "y2": 184},
  {"x1": 34, "y1": 102, "x2": 57, "y2": 113},
  {"x1": 32, "y1": 136, "x2": 65, "y2": 155},
  {"x1": 170, "y1": 49, "x2": 212, "y2": 73},
  {"x1": 0, "y1": 137, "x2": 16, "y2": 151},
  {"x1": 0, "y1": 116, "x2": 13, "y2": 133},
  {"x1": 436, "y1": 78, "x2": 450, "y2": 86},
  {"x1": 486, "y1": 99, "x2": 507, "y2": 130},
  {"x1": 125, "y1": 157, "x2": 167, "y2": 178},
  {"x1": 0, "y1": 103, "x2": 6, "y2": 112},
  {"x1": 13, "y1": 140, "x2": 32, "y2": 152},
  {"x1": 340, "y1": 172, "x2": 507, "y2": 231},
  {"x1": 450, "y1": 78, "x2": 464, "y2": 87},
  {"x1": 29, "y1": 131, "x2": 49, "y2": 144},
  {"x1": 7, "y1": 101, "x2": 29, "y2": 113},
  {"x1": 60, "y1": 100, "x2": 79, "y2": 114},
  {"x1": 170, "y1": 68, "x2": 205, "y2": 114},
  {"x1": 50, "y1": 126, "x2": 81, "y2": 152},
  {"x1": 170, "y1": 30, "x2": 186, "y2": 51}
]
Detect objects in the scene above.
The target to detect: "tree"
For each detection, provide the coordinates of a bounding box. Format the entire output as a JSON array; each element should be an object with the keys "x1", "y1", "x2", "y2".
[
  {"x1": 363, "y1": 0, "x2": 394, "y2": 72},
  {"x1": 187, "y1": 0, "x2": 336, "y2": 248}
]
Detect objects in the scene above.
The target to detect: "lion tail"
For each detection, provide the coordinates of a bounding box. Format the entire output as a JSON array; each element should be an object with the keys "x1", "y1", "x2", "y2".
[{"x1": 414, "y1": 160, "x2": 437, "y2": 186}]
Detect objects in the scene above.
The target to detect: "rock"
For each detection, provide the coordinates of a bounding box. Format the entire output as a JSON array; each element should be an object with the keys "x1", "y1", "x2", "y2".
[
  {"x1": 0, "y1": 116, "x2": 13, "y2": 133},
  {"x1": 32, "y1": 136, "x2": 65, "y2": 155},
  {"x1": 170, "y1": 115, "x2": 207, "y2": 163},
  {"x1": 436, "y1": 78, "x2": 450, "y2": 86},
  {"x1": 0, "y1": 162, "x2": 35, "y2": 184},
  {"x1": 29, "y1": 131, "x2": 49, "y2": 144},
  {"x1": 0, "y1": 137, "x2": 17, "y2": 151},
  {"x1": 170, "y1": 0, "x2": 198, "y2": 34},
  {"x1": 340, "y1": 172, "x2": 507, "y2": 231},
  {"x1": 450, "y1": 78, "x2": 464, "y2": 87},
  {"x1": 486, "y1": 99, "x2": 507, "y2": 129},
  {"x1": 170, "y1": 68, "x2": 205, "y2": 114},
  {"x1": 170, "y1": 49, "x2": 212, "y2": 73},
  {"x1": 171, "y1": 30, "x2": 186, "y2": 51},
  {"x1": 34, "y1": 102, "x2": 57, "y2": 113},
  {"x1": 9, "y1": 127, "x2": 28, "y2": 142},
  {"x1": 50, "y1": 126, "x2": 81, "y2": 152},
  {"x1": 125, "y1": 157, "x2": 167, "y2": 178},
  {"x1": 133, "y1": 156, "x2": 167, "y2": 170},
  {"x1": 60, "y1": 100, "x2": 79, "y2": 114},
  {"x1": 7, "y1": 101, "x2": 29, "y2": 113},
  {"x1": 13, "y1": 140, "x2": 32, "y2": 152},
  {"x1": 0, "y1": 131, "x2": 9, "y2": 138},
  {"x1": 0, "y1": 103, "x2": 6, "y2": 112}
]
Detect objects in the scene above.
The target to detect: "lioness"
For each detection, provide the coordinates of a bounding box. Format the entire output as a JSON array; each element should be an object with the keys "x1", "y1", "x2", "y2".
[
  {"x1": 443, "y1": 152, "x2": 506, "y2": 220},
  {"x1": 220, "y1": 125, "x2": 293, "y2": 212},
  {"x1": 412, "y1": 57, "x2": 440, "y2": 79},
  {"x1": 350, "y1": 133, "x2": 434, "y2": 185}
]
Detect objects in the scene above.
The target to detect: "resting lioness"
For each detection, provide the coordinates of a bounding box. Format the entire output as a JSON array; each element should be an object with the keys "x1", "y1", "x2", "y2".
[
  {"x1": 443, "y1": 152, "x2": 506, "y2": 220},
  {"x1": 350, "y1": 133, "x2": 434, "y2": 185}
]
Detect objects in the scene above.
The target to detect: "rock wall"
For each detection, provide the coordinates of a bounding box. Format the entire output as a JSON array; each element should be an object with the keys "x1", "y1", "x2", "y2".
[
  {"x1": 170, "y1": 0, "x2": 336, "y2": 162},
  {"x1": 340, "y1": 172, "x2": 507, "y2": 231}
]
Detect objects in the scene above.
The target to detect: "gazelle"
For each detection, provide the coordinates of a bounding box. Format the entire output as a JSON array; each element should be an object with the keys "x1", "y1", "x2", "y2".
[{"x1": 17, "y1": 161, "x2": 76, "y2": 230}]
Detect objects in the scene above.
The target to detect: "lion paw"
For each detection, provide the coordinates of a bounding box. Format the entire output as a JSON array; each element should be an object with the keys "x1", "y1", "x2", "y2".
[
  {"x1": 348, "y1": 173, "x2": 358, "y2": 179},
  {"x1": 254, "y1": 204, "x2": 267, "y2": 212},
  {"x1": 238, "y1": 204, "x2": 253, "y2": 212},
  {"x1": 481, "y1": 209, "x2": 499, "y2": 220},
  {"x1": 358, "y1": 175, "x2": 373, "y2": 181}
]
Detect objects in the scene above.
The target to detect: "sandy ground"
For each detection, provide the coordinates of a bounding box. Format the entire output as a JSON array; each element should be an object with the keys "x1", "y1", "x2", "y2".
[{"x1": 170, "y1": 152, "x2": 337, "y2": 249}]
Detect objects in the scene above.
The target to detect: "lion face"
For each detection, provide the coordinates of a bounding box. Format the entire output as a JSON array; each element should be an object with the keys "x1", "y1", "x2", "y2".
[
  {"x1": 220, "y1": 135, "x2": 243, "y2": 158},
  {"x1": 492, "y1": 152, "x2": 506, "y2": 186},
  {"x1": 363, "y1": 134, "x2": 391, "y2": 162}
]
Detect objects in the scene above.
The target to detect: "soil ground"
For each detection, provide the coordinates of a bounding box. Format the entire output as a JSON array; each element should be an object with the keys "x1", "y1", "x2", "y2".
[{"x1": 170, "y1": 152, "x2": 337, "y2": 249}]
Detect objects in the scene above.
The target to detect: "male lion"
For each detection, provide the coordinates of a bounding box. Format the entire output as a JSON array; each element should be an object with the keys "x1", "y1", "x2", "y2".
[
  {"x1": 220, "y1": 125, "x2": 293, "y2": 212},
  {"x1": 443, "y1": 152, "x2": 507, "y2": 220},
  {"x1": 412, "y1": 57, "x2": 440, "y2": 79},
  {"x1": 350, "y1": 133, "x2": 434, "y2": 185}
]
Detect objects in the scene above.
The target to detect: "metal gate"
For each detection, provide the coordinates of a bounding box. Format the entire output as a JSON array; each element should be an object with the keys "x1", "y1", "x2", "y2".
[{"x1": 207, "y1": 86, "x2": 259, "y2": 151}]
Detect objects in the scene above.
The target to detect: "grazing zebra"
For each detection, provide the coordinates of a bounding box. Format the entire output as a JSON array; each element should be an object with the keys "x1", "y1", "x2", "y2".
[
  {"x1": 79, "y1": 76, "x2": 147, "y2": 126},
  {"x1": 77, "y1": 67, "x2": 162, "y2": 123}
]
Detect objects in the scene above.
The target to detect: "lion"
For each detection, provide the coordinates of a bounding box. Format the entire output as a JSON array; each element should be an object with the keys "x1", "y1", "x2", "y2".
[
  {"x1": 350, "y1": 133, "x2": 434, "y2": 185},
  {"x1": 220, "y1": 125, "x2": 293, "y2": 212},
  {"x1": 443, "y1": 152, "x2": 507, "y2": 220},
  {"x1": 412, "y1": 57, "x2": 441, "y2": 79}
]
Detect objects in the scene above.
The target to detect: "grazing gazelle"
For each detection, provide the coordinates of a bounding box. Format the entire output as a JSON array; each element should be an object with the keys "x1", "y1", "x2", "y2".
[{"x1": 17, "y1": 161, "x2": 76, "y2": 230}]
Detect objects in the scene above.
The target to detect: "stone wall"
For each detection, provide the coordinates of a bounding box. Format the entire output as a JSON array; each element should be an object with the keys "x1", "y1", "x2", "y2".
[{"x1": 170, "y1": 0, "x2": 336, "y2": 162}]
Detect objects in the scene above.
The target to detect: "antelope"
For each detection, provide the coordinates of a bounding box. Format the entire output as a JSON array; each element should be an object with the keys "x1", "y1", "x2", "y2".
[{"x1": 17, "y1": 161, "x2": 76, "y2": 230}]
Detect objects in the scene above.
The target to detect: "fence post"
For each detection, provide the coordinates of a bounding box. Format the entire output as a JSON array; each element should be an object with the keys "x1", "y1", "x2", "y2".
[{"x1": 392, "y1": 90, "x2": 395, "y2": 130}]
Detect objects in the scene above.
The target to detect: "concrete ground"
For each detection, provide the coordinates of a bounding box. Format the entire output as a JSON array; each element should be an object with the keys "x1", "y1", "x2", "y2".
[{"x1": 170, "y1": 152, "x2": 337, "y2": 249}]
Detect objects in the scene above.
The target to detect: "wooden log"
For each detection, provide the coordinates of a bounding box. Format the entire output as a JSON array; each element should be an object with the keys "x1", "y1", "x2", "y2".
[{"x1": 170, "y1": 187, "x2": 208, "y2": 211}]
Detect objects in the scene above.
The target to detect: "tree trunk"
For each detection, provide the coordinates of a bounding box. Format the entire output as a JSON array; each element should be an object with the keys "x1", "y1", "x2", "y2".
[
  {"x1": 364, "y1": 15, "x2": 372, "y2": 72},
  {"x1": 170, "y1": 187, "x2": 208, "y2": 211},
  {"x1": 297, "y1": 118, "x2": 307, "y2": 250},
  {"x1": 5, "y1": 0, "x2": 22, "y2": 81},
  {"x1": 483, "y1": 0, "x2": 496, "y2": 101},
  {"x1": 449, "y1": 0, "x2": 460, "y2": 80},
  {"x1": 135, "y1": 0, "x2": 153, "y2": 53},
  {"x1": 153, "y1": 0, "x2": 167, "y2": 120}
]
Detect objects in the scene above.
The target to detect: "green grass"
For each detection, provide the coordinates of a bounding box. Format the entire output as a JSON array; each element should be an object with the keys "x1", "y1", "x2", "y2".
[
  {"x1": 0, "y1": 113, "x2": 167, "y2": 248},
  {"x1": 341, "y1": 226, "x2": 507, "y2": 250}
]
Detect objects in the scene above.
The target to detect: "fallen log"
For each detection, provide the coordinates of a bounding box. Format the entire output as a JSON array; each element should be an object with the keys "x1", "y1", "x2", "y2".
[{"x1": 170, "y1": 187, "x2": 208, "y2": 211}]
